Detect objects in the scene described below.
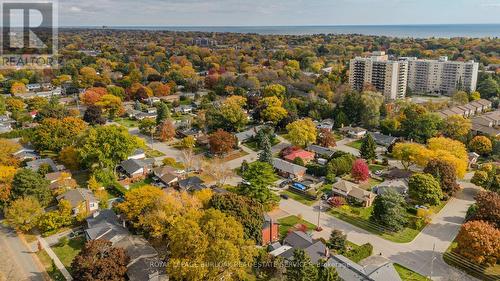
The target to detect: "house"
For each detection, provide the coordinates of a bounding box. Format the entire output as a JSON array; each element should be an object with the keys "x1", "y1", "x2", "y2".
[
  {"x1": 340, "y1": 126, "x2": 367, "y2": 139},
  {"x1": 13, "y1": 145, "x2": 39, "y2": 161},
  {"x1": 325, "y1": 255, "x2": 402, "y2": 281},
  {"x1": 118, "y1": 158, "x2": 153, "y2": 178},
  {"x1": 27, "y1": 83, "x2": 42, "y2": 92},
  {"x1": 316, "y1": 119, "x2": 334, "y2": 131},
  {"x1": 283, "y1": 149, "x2": 315, "y2": 164},
  {"x1": 84, "y1": 210, "x2": 167, "y2": 281},
  {"x1": 272, "y1": 158, "x2": 307, "y2": 180},
  {"x1": 270, "y1": 231, "x2": 328, "y2": 264},
  {"x1": 134, "y1": 112, "x2": 157, "y2": 120},
  {"x1": 373, "y1": 179, "x2": 408, "y2": 196},
  {"x1": 45, "y1": 171, "x2": 77, "y2": 190},
  {"x1": 57, "y1": 188, "x2": 99, "y2": 215},
  {"x1": 468, "y1": 152, "x2": 480, "y2": 168},
  {"x1": 383, "y1": 168, "x2": 413, "y2": 180},
  {"x1": 234, "y1": 125, "x2": 263, "y2": 145},
  {"x1": 471, "y1": 109, "x2": 500, "y2": 137},
  {"x1": 332, "y1": 179, "x2": 376, "y2": 207},
  {"x1": 26, "y1": 158, "x2": 59, "y2": 172},
  {"x1": 369, "y1": 132, "x2": 397, "y2": 148},
  {"x1": 261, "y1": 214, "x2": 279, "y2": 246},
  {"x1": 306, "y1": 145, "x2": 336, "y2": 159},
  {"x1": 152, "y1": 166, "x2": 180, "y2": 187},
  {"x1": 174, "y1": 105, "x2": 194, "y2": 114},
  {"x1": 177, "y1": 176, "x2": 206, "y2": 192},
  {"x1": 128, "y1": 148, "x2": 146, "y2": 160}
]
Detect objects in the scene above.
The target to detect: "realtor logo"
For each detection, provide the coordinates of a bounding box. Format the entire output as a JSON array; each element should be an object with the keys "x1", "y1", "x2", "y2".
[{"x1": 0, "y1": 0, "x2": 58, "y2": 68}]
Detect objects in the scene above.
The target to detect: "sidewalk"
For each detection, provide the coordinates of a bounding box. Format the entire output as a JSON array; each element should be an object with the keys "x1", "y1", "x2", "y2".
[{"x1": 37, "y1": 236, "x2": 73, "y2": 281}]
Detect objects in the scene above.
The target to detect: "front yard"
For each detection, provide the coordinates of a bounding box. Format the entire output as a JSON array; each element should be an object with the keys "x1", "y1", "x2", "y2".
[
  {"x1": 277, "y1": 215, "x2": 316, "y2": 239},
  {"x1": 243, "y1": 138, "x2": 280, "y2": 152},
  {"x1": 281, "y1": 190, "x2": 317, "y2": 206},
  {"x1": 36, "y1": 249, "x2": 66, "y2": 281},
  {"x1": 346, "y1": 140, "x2": 363, "y2": 150},
  {"x1": 52, "y1": 237, "x2": 85, "y2": 273}
]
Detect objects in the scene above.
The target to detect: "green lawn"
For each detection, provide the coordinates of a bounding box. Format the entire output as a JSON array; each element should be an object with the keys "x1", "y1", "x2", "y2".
[
  {"x1": 277, "y1": 215, "x2": 316, "y2": 239},
  {"x1": 144, "y1": 147, "x2": 165, "y2": 158},
  {"x1": 115, "y1": 118, "x2": 140, "y2": 128},
  {"x1": 394, "y1": 264, "x2": 431, "y2": 281},
  {"x1": 368, "y1": 164, "x2": 386, "y2": 173},
  {"x1": 346, "y1": 140, "x2": 363, "y2": 150},
  {"x1": 243, "y1": 138, "x2": 280, "y2": 152},
  {"x1": 128, "y1": 177, "x2": 153, "y2": 190},
  {"x1": 51, "y1": 237, "x2": 85, "y2": 272},
  {"x1": 36, "y1": 249, "x2": 66, "y2": 281},
  {"x1": 281, "y1": 190, "x2": 317, "y2": 206}
]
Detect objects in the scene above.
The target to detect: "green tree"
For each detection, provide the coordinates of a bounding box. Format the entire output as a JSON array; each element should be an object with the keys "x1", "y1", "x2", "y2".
[
  {"x1": 451, "y1": 91, "x2": 469, "y2": 105},
  {"x1": 138, "y1": 118, "x2": 156, "y2": 136},
  {"x1": 408, "y1": 173, "x2": 442, "y2": 206},
  {"x1": 370, "y1": 190, "x2": 408, "y2": 232},
  {"x1": 258, "y1": 134, "x2": 273, "y2": 164},
  {"x1": 11, "y1": 169, "x2": 51, "y2": 206},
  {"x1": 286, "y1": 249, "x2": 318, "y2": 281},
  {"x1": 240, "y1": 162, "x2": 278, "y2": 205},
  {"x1": 317, "y1": 259, "x2": 340, "y2": 281},
  {"x1": 424, "y1": 159, "x2": 459, "y2": 195},
  {"x1": 156, "y1": 102, "x2": 170, "y2": 125},
  {"x1": 326, "y1": 229, "x2": 346, "y2": 253},
  {"x1": 477, "y1": 76, "x2": 499, "y2": 99},
  {"x1": 360, "y1": 134, "x2": 376, "y2": 161},
  {"x1": 4, "y1": 197, "x2": 43, "y2": 232},
  {"x1": 401, "y1": 105, "x2": 442, "y2": 143},
  {"x1": 263, "y1": 84, "x2": 286, "y2": 99},
  {"x1": 360, "y1": 91, "x2": 384, "y2": 129}
]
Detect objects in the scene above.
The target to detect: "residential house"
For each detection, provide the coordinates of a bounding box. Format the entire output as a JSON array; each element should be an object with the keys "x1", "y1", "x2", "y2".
[
  {"x1": 45, "y1": 171, "x2": 77, "y2": 191},
  {"x1": 325, "y1": 255, "x2": 402, "y2": 281},
  {"x1": 152, "y1": 166, "x2": 179, "y2": 187},
  {"x1": 57, "y1": 188, "x2": 99, "y2": 215},
  {"x1": 339, "y1": 126, "x2": 367, "y2": 139},
  {"x1": 261, "y1": 214, "x2": 279, "y2": 246},
  {"x1": 471, "y1": 109, "x2": 500, "y2": 137},
  {"x1": 84, "y1": 210, "x2": 167, "y2": 281},
  {"x1": 128, "y1": 148, "x2": 146, "y2": 160},
  {"x1": 332, "y1": 179, "x2": 376, "y2": 207},
  {"x1": 26, "y1": 158, "x2": 60, "y2": 172},
  {"x1": 134, "y1": 112, "x2": 157, "y2": 120},
  {"x1": 283, "y1": 149, "x2": 315, "y2": 164},
  {"x1": 373, "y1": 179, "x2": 408, "y2": 196},
  {"x1": 316, "y1": 119, "x2": 334, "y2": 131},
  {"x1": 27, "y1": 83, "x2": 42, "y2": 92},
  {"x1": 269, "y1": 231, "x2": 328, "y2": 264},
  {"x1": 13, "y1": 145, "x2": 39, "y2": 161},
  {"x1": 234, "y1": 125, "x2": 263, "y2": 146},
  {"x1": 177, "y1": 176, "x2": 206, "y2": 192},
  {"x1": 118, "y1": 158, "x2": 153, "y2": 179},
  {"x1": 369, "y1": 132, "x2": 397, "y2": 148},
  {"x1": 306, "y1": 145, "x2": 335, "y2": 159},
  {"x1": 383, "y1": 168, "x2": 413, "y2": 180},
  {"x1": 468, "y1": 152, "x2": 480, "y2": 168},
  {"x1": 272, "y1": 158, "x2": 307, "y2": 180},
  {"x1": 174, "y1": 105, "x2": 194, "y2": 114}
]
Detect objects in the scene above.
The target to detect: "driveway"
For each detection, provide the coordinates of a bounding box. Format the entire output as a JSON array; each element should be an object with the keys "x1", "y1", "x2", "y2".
[
  {"x1": 278, "y1": 176, "x2": 479, "y2": 281},
  {"x1": 335, "y1": 138, "x2": 361, "y2": 156}
]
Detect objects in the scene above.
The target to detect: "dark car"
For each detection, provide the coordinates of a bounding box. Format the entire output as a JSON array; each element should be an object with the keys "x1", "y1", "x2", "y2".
[{"x1": 280, "y1": 194, "x2": 289, "y2": 200}]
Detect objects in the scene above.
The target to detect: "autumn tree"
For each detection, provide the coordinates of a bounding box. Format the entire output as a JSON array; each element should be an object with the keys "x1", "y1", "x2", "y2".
[
  {"x1": 0, "y1": 165, "x2": 16, "y2": 203},
  {"x1": 442, "y1": 115, "x2": 471, "y2": 141},
  {"x1": 80, "y1": 87, "x2": 107, "y2": 105},
  {"x1": 408, "y1": 173, "x2": 442, "y2": 206},
  {"x1": 454, "y1": 220, "x2": 500, "y2": 266},
  {"x1": 116, "y1": 185, "x2": 165, "y2": 229},
  {"x1": 209, "y1": 129, "x2": 236, "y2": 155},
  {"x1": 4, "y1": 197, "x2": 43, "y2": 232},
  {"x1": 0, "y1": 139, "x2": 21, "y2": 166},
  {"x1": 83, "y1": 105, "x2": 106, "y2": 125},
  {"x1": 472, "y1": 191, "x2": 500, "y2": 228},
  {"x1": 206, "y1": 96, "x2": 248, "y2": 132},
  {"x1": 95, "y1": 94, "x2": 123, "y2": 119},
  {"x1": 286, "y1": 118, "x2": 317, "y2": 147},
  {"x1": 423, "y1": 158, "x2": 460, "y2": 195},
  {"x1": 72, "y1": 239, "x2": 130, "y2": 281},
  {"x1": 259, "y1": 96, "x2": 288, "y2": 124},
  {"x1": 158, "y1": 119, "x2": 176, "y2": 142},
  {"x1": 469, "y1": 136, "x2": 493, "y2": 156},
  {"x1": 370, "y1": 190, "x2": 408, "y2": 232},
  {"x1": 263, "y1": 84, "x2": 286, "y2": 99},
  {"x1": 360, "y1": 134, "x2": 376, "y2": 161},
  {"x1": 317, "y1": 128, "x2": 336, "y2": 148},
  {"x1": 31, "y1": 117, "x2": 88, "y2": 152},
  {"x1": 58, "y1": 146, "x2": 81, "y2": 171},
  {"x1": 138, "y1": 118, "x2": 156, "y2": 136},
  {"x1": 351, "y1": 159, "x2": 370, "y2": 182}
]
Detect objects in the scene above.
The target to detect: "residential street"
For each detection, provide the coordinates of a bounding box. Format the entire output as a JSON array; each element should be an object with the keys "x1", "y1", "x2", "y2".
[
  {"x1": 278, "y1": 175, "x2": 480, "y2": 281},
  {"x1": 0, "y1": 222, "x2": 46, "y2": 281}
]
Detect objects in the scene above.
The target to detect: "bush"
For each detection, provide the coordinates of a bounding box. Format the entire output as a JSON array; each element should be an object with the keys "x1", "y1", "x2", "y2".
[
  {"x1": 306, "y1": 163, "x2": 327, "y2": 177},
  {"x1": 345, "y1": 243, "x2": 373, "y2": 262},
  {"x1": 328, "y1": 196, "x2": 346, "y2": 207},
  {"x1": 58, "y1": 236, "x2": 68, "y2": 247}
]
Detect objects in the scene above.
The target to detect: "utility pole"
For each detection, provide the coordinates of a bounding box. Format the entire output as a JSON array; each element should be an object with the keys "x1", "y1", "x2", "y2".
[
  {"x1": 429, "y1": 243, "x2": 436, "y2": 280},
  {"x1": 316, "y1": 200, "x2": 323, "y2": 231}
]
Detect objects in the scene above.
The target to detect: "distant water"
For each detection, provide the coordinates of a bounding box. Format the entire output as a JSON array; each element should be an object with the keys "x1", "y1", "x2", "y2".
[{"x1": 72, "y1": 24, "x2": 500, "y2": 38}]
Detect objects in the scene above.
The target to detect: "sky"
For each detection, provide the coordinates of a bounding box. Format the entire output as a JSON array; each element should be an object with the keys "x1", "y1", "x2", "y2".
[{"x1": 57, "y1": 0, "x2": 500, "y2": 26}]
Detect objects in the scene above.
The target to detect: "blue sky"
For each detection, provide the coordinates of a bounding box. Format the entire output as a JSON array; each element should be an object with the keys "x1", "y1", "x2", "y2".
[{"x1": 59, "y1": 0, "x2": 500, "y2": 26}]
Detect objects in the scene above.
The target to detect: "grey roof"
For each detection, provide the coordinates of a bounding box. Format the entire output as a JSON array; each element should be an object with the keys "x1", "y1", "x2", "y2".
[
  {"x1": 306, "y1": 144, "x2": 335, "y2": 158},
  {"x1": 279, "y1": 231, "x2": 327, "y2": 264},
  {"x1": 368, "y1": 132, "x2": 397, "y2": 147},
  {"x1": 325, "y1": 255, "x2": 369, "y2": 281},
  {"x1": 325, "y1": 255, "x2": 402, "y2": 281},
  {"x1": 272, "y1": 158, "x2": 307, "y2": 176},
  {"x1": 57, "y1": 188, "x2": 97, "y2": 208},
  {"x1": 234, "y1": 126, "x2": 263, "y2": 142},
  {"x1": 283, "y1": 230, "x2": 314, "y2": 249},
  {"x1": 26, "y1": 158, "x2": 58, "y2": 172},
  {"x1": 374, "y1": 180, "x2": 408, "y2": 196},
  {"x1": 119, "y1": 159, "x2": 147, "y2": 175},
  {"x1": 178, "y1": 176, "x2": 204, "y2": 190}
]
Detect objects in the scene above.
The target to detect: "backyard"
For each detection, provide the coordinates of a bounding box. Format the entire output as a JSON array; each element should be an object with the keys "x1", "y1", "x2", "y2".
[
  {"x1": 277, "y1": 215, "x2": 316, "y2": 239},
  {"x1": 51, "y1": 236, "x2": 85, "y2": 273}
]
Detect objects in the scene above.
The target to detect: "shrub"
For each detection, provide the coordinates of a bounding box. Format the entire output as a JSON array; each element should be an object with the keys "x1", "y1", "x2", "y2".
[
  {"x1": 345, "y1": 243, "x2": 373, "y2": 262},
  {"x1": 328, "y1": 196, "x2": 346, "y2": 207}
]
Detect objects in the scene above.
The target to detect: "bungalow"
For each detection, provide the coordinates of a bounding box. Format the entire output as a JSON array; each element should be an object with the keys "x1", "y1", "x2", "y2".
[
  {"x1": 339, "y1": 126, "x2": 367, "y2": 139},
  {"x1": 270, "y1": 231, "x2": 328, "y2": 264},
  {"x1": 57, "y1": 188, "x2": 99, "y2": 216},
  {"x1": 261, "y1": 214, "x2": 279, "y2": 246},
  {"x1": 134, "y1": 112, "x2": 157, "y2": 120},
  {"x1": 177, "y1": 176, "x2": 206, "y2": 192},
  {"x1": 272, "y1": 158, "x2": 307, "y2": 180},
  {"x1": 128, "y1": 148, "x2": 146, "y2": 160},
  {"x1": 325, "y1": 255, "x2": 402, "y2": 281},
  {"x1": 373, "y1": 179, "x2": 408, "y2": 196},
  {"x1": 118, "y1": 158, "x2": 153, "y2": 179},
  {"x1": 332, "y1": 179, "x2": 376, "y2": 207},
  {"x1": 369, "y1": 132, "x2": 397, "y2": 148},
  {"x1": 45, "y1": 171, "x2": 77, "y2": 190},
  {"x1": 26, "y1": 158, "x2": 60, "y2": 172},
  {"x1": 27, "y1": 83, "x2": 41, "y2": 92},
  {"x1": 306, "y1": 144, "x2": 335, "y2": 159},
  {"x1": 13, "y1": 145, "x2": 39, "y2": 161},
  {"x1": 234, "y1": 125, "x2": 263, "y2": 146},
  {"x1": 174, "y1": 105, "x2": 194, "y2": 114},
  {"x1": 316, "y1": 119, "x2": 334, "y2": 131},
  {"x1": 283, "y1": 149, "x2": 315, "y2": 164}
]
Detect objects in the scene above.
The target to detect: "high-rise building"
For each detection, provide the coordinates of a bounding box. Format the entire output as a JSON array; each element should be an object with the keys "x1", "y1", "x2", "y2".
[
  {"x1": 349, "y1": 52, "x2": 408, "y2": 100},
  {"x1": 403, "y1": 56, "x2": 479, "y2": 96}
]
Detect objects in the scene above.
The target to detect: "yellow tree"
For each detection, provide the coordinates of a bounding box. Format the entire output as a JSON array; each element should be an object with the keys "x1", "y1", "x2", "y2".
[
  {"x1": 427, "y1": 137, "x2": 468, "y2": 162},
  {"x1": 116, "y1": 185, "x2": 166, "y2": 229},
  {"x1": 442, "y1": 115, "x2": 471, "y2": 141},
  {"x1": 286, "y1": 118, "x2": 317, "y2": 147},
  {"x1": 259, "y1": 96, "x2": 288, "y2": 124},
  {"x1": 392, "y1": 143, "x2": 434, "y2": 169}
]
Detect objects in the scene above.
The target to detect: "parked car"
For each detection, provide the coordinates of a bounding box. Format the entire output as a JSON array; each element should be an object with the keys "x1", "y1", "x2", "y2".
[
  {"x1": 280, "y1": 194, "x2": 289, "y2": 200},
  {"x1": 69, "y1": 229, "x2": 84, "y2": 238}
]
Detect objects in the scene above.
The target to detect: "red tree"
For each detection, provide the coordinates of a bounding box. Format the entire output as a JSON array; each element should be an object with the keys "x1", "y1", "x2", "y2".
[
  {"x1": 209, "y1": 129, "x2": 236, "y2": 156},
  {"x1": 351, "y1": 159, "x2": 370, "y2": 182},
  {"x1": 158, "y1": 120, "x2": 176, "y2": 142},
  {"x1": 80, "y1": 87, "x2": 107, "y2": 105}
]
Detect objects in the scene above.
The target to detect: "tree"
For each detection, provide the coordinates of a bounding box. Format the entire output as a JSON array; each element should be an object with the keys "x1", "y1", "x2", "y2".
[
  {"x1": 156, "y1": 102, "x2": 171, "y2": 125},
  {"x1": 286, "y1": 249, "x2": 318, "y2": 281},
  {"x1": 263, "y1": 84, "x2": 286, "y2": 99},
  {"x1": 370, "y1": 190, "x2": 408, "y2": 232},
  {"x1": 179, "y1": 136, "x2": 196, "y2": 150},
  {"x1": 359, "y1": 134, "x2": 376, "y2": 161},
  {"x1": 472, "y1": 191, "x2": 500, "y2": 228},
  {"x1": 318, "y1": 260, "x2": 340, "y2": 281},
  {"x1": 360, "y1": 91, "x2": 384, "y2": 129},
  {"x1": 442, "y1": 115, "x2": 471, "y2": 141},
  {"x1": 58, "y1": 146, "x2": 80, "y2": 171},
  {"x1": 10, "y1": 82, "x2": 27, "y2": 94},
  {"x1": 4, "y1": 197, "x2": 43, "y2": 232},
  {"x1": 423, "y1": 158, "x2": 460, "y2": 195},
  {"x1": 451, "y1": 91, "x2": 469, "y2": 105},
  {"x1": 351, "y1": 159, "x2": 370, "y2": 182},
  {"x1": 11, "y1": 169, "x2": 51, "y2": 206},
  {"x1": 116, "y1": 185, "x2": 165, "y2": 229},
  {"x1": 408, "y1": 173, "x2": 442, "y2": 206},
  {"x1": 240, "y1": 162, "x2": 278, "y2": 205},
  {"x1": 80, "y1": 87, "x2": 107, "y2": 105},
  {"x1": 139, "y1": 118, "x2": 156, "y2": 136},
  {"x1": 206, "y1": 99, "x2": 248, "y2": 132},
  {"x1": 477, "y1": 76, "x2": 499, "y2": 99},
  {"x1": 260, "y1": 96, "x2": 288, "y2": 124},
  {"x1": 327, "y1": 229, "x2": 346, "y2": 253},
  {"x1": 209, "y1": 129, "x2": 236, "y2": 156},
  {"x1": 0, "y1": 139, "x2": 21, "y2": 166},
  {"x1": 454, "y1": 221, "x2": 500, "y2": 266},
  {"x1": 78, "y1": 125, "x2": 143, "y2": 169},
  {"x1": 317, "y1": 128, "x2": 336, "y2": 148},
  {"x1": 327, "y1": 153, "x2": 355, "y2": 178},
  {"x1": 72, "y1": 239, "x2": 129, "y2": 281},
  {"x1": 167, "y1": 209, "x2": 256, "y2": 281},
  {"x1": 258, "y1": 134, "x2": 273, "y2": 164},
  {"x1": 210, "y1": 193, "x2": 265, "y2": 244},
  {"x1": 286, "y1": 118, "x2": 317, "y2": 147},
  {"x1": 469, "y1": 136, "x2": 493, "y2": 156},
  {"x1": 31, "y1": 117, "x2": 88, "y2": 153},
  {"x1": 158, "y1": 119, "x2": 176, "y2": 142},
  {"x1": 95, "y1": 94, "x2": 123, "y2": 119},
  {"x1": 83, "y1": 105, "x2": 106, "y2": 125},
  {"x1": 400, "y1": 105, "x2": 441, "y2": 143},
  {"x1": 148, "y1": 81, "x2": 170, "y2": 97},
  {"x1": 0, "y1": 165, "x2": 16, "y2": 203}
]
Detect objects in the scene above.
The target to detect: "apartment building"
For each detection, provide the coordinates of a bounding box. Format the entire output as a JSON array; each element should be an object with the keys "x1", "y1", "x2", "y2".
[{"x1": 349, "y1": 51, "x2": 409, "y2": 100}]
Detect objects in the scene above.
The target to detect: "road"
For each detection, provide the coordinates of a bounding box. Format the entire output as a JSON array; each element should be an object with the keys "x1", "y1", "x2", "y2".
[
  {"x1": 278, "y1": 176, "x2": 479, "y2": 281},
  {"x1": 0, "y1": 222, "x2": 46, "y2": 281}
]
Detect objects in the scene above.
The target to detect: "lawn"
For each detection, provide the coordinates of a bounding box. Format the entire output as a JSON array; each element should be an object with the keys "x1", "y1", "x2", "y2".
[
  {"x1": 114, "y1": 118, "x2": 140, "y2": 128},
  {"x1": 222, "y1": 150, "x2": 249, "y2": 162},
  {"x1": 243, "y1": 138, "x2": 280, "y2": 151},
  {"x1": 277, "y1": 215, "x2": 316, "y2": 239},
  {"x1": 128, "y1": 177, "x2": 153, "y2": 190},
  {"x1": 346, "y1": 140, "x2": 363, "y2": 150},
  {"x1": 144, "y1": 147, "x2": 165, "y2": 158},
  {"x1": 51, "y1": 237, "x2": 85, "y2": 272},
  {"x1": 36, "y1": 249, "x2": 66, "y2": 281},
  {"x1": 342, "y1": 176, "x2": 382, "y2": 190},
  {"x1": 394, "y1": 264, "x2": 431, "y2": 281},
  {"x1": 368, "y1": 164, "x2": 386, "y2": 173},
  {"x1": 281, "y1": 190, "x2": 317, "y2": 206}
]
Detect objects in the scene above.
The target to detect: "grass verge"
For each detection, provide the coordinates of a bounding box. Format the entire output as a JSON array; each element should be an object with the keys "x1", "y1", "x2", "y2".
[
  {"x1": 51, "y1": 237, "x2": 85, "y2": 273},
  {"x1": 281, "y1": 190, "x2": 317, "y2": 206},
  {"x1": 36, "y1": 249, "x2": 66, "y2": 281},
  {"x1": 277, "y1": 215, "x2": 316, "y2": 239},
  {"x1": 394, "y1": 263, "x2": 431, "y2": 281}
]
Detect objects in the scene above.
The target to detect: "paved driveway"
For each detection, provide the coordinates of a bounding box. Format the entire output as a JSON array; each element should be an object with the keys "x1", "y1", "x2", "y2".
[{"x1": 278, "y1": 176, "x2": 479, "y2": 281}]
